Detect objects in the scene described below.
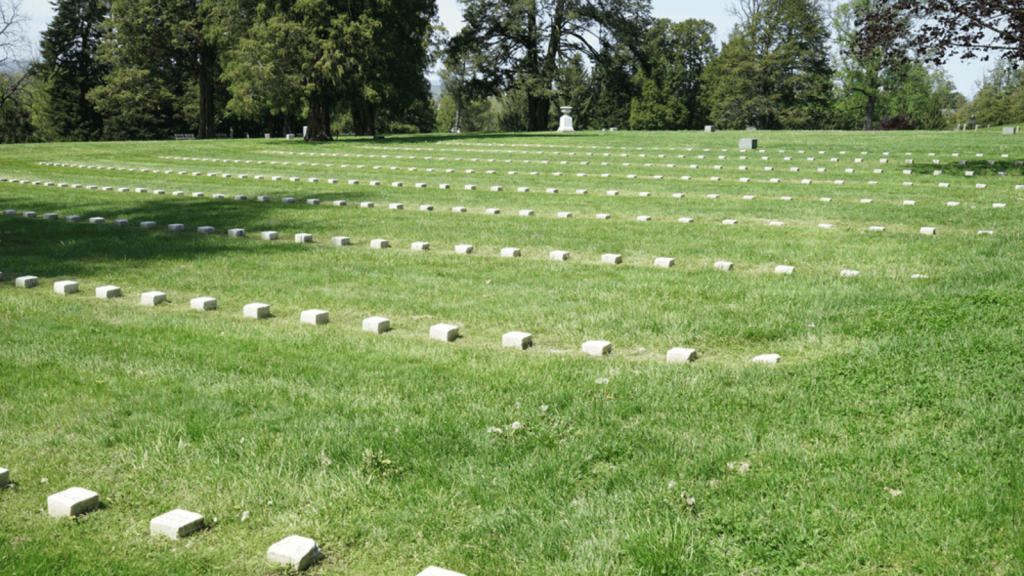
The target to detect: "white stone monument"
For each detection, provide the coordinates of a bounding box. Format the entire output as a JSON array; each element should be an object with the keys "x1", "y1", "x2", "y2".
[{"x1": 557, "y1": 106, "x2": 575, "y2": 132}]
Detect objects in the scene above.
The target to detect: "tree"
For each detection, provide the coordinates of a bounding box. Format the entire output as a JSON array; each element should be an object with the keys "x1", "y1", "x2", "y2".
[
  {"x1": 833, "y1": 0, "x2": 916, "y2": 130},
  {"x1": 224, "y1": 0, "x2": 436, "y2": 140},
  {"x1": 453, "y1": 0, "x2": 653, "y2": 131},
  {"x1": 702, "y1": 0, "x2": 833, "y2": 130},
  {"x1": 36, "y1": 0, "x2": 108, "y2": 141},
  {"x1": 856, "y1": 0, "x2": 1024, "y2": 69},
  {"x1": 94, "y1": 0, "x2": 235, "y2": 139},
  {"x1": 0, "y1": 0, "x2": 31, "y2": 118},
  {"x1": 629, "y1": 18, "x2": 716, "y2": 130}
]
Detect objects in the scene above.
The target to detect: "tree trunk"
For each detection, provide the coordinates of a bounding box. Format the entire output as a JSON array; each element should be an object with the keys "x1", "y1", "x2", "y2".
[
  {"x1": 305, "y1": 95, "x2": 333, "y2": 142},
  {"x1": 454, "y1": 98, "x2": 462, "y2": 133},
  {"x1": 862, "y1": 95, "x2": 876, "y2": 131},
  {"x1": 197, "y1": 46, "x2": 216, "y2": 139},
  {"x1": 527, "y1": 94, "x2": 549, "y2": 132},
  {"x1": 351, "y1": 102, "x2": 376, "y2": 137}
]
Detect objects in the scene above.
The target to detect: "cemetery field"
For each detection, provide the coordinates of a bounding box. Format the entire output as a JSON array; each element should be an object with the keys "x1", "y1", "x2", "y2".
[{"x1": 1, "y1": 129, "x2": 1022, "y2": 575}]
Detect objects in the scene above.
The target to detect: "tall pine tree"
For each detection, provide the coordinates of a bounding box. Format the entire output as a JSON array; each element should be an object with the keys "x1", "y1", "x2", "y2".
[{"x1": 37, "y1": 0, "x2": 108, "y2": 141}]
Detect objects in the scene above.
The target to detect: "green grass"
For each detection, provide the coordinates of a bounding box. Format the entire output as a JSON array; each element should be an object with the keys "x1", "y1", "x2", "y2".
[{"x1": 1, "y1": 129, "x2": 1022, "y2": 575}]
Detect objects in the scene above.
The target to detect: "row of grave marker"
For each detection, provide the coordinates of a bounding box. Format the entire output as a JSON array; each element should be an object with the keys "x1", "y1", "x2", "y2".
[
  {"x1": 6, "y1": 171, "x2": 1017, "y2": 214},
  {"x1": 0, "y1": 473, "x2": 458, "y2": 575},
  {"x1": 36, "y1": 157, "x2": 1020, "y2": 190},
  {"x1": 10, "y1": 274, "x2": 811, "y2": 364}
]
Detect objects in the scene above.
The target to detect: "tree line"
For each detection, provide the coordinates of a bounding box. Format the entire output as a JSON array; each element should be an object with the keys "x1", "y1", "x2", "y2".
[{"x1": 0, "y1": 0, "x2": 1021, "y2": 142}]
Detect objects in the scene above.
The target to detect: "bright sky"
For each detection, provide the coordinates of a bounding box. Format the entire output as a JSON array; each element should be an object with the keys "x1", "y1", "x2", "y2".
[{"x1": 20, "y1": 0, "x2": 989, "y2": 98}]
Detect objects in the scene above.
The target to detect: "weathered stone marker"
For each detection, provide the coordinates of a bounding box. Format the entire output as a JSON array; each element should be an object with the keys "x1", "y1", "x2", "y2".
[
  {"x1": 295, "y1": 233, "x2": 313, "y2": 243},
  {"x1": 714, "y1": 261, "x2": 733, "y2": 271},
  {"x1": 503, "y1": 331, "x2": 533, "y2": 349},
  {"x1": 54, "y1": 280, "x2": 78, "y2": 295},
  {"x1": 501, "y1": 247, "x2": 520, "y2": 258},
  {"x1": 370, "y1": 239, "x2": 390, "y2": 249},
  {"x1": 582, "y1": 340, "x2": 612, "y2": 356},
  {"x1": 840, "y1": 270, "x2": 860, "y2": 277},
  {"x1": 752, "y1": 354, "x2": 781, "y2": 364},
  {"x1": 96, "y1": 285, "x2": 121, "y2": 299},
  {"x1": 331, "y1": 236, "x2": 350, "y2": 247},
  {"x1": 602, "y1": 254, "x2": 622, "y2": 264},
  {"x1": 774, "y1": 265, "x2": 795, "y2": 275},
  {"x1": 300, "y1": 309, "x2": 329, "y2": 325},
  {"x1": 654, "y1": 257, "x2": 675, "y2": 268},
  {"x1": 666, "y1": 348, "x2": 697, "y2": 364},
  {"x1": 243, "y1": 303, "x2": 270, "y2": 319},
  {"x1": 920, "y1": 227, "x2": 937, "y2": 235},
  {"x1": 261, "y1": 231, "x2": 278, "y2": 240},
  {"x1": 150, "y1": 509, "x2": 205, "y2": 539},
  {"x1": 16, "y1": 276, "x2": 39, "y2": 288},
  {"x1": 141, "y1": 291, "x2": 167, "y2": 306},
  {"x1": 190, "y1": 297, "x2": 217, "y2": 311},
  {"x1": 47, "y1": 487, "x2": 99, "y2": 517},
  {"x1": 430, "y1": 323, "x2": 459, "y2": 342},
  {"x1": 415, "y1": 567, "x2": 467, "y2": 576},
  {"x1": 363, "y1": 317, "x2": 391, "y2": 333},
  {"x1": 267, "y1": 535, "x2": 324, "y2": 571}
]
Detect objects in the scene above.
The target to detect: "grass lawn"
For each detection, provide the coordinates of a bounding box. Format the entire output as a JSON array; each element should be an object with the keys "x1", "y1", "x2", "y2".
[{"x1": 0, "y1": 129, "x2": 1022, "y2": 575}]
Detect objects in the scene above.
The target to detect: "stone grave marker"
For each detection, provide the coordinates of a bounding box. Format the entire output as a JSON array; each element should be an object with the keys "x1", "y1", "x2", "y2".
[
  {"x1": 16, "y1": 276, "x2": 39, "y2": 288},
  {"x1": 655, "y1": 257, "x2": 675, "y2": 268},
  {"x1": 47, "y1": 487, "x2": 99, "y2": 518},
  {"x1": 363, "y1": 317, "x2": 391, "y2": 333},
  {"x1": 243, "y1": 303, "x2": 270, "y2": 318},
  {"x1": 752, "y1": 354, "x2": 780, "y2": 364},
  {"x1": 96, "y1": 285, "x2": 121, "y2": 299},
  {"x1": 455, "y1": 244, "x2": 473, "y2": 254},
  {"x1": 582, "y1": 340, "x2": 612, "y2": 356},
  {"x1": 666, "y1": 348, "x2": 697, "y2": 364},
  {"x1": 54, "y1": 281, "x2": 78, "y2": 295},
  {"x1": 301, "y1": 309, "x2": 329, "y2": 325},
  {"x1": 550, "y1": 250, "x2": 569, "y2": 261},
  {"x1": 601, "y1": 254, "x2": 622, "y2": 264},
  {"x1": 430, "y1": 323, "x2": 459, "y2": 342},
  {"x1": 370, "y1": 239, "x2": 390, "y2": 249},
  {"x1": 267, "y1": 535, "x2": 323, "y2": 571},
  {"x1": 151, "y1": 509, "x2": 205, "y2": 540},
  {"x1": 501, "y1": 247, "x2": 520, "y2": 258},
  {"x1": 141, "y1": 291, "x2": 166, "y2": 306},
  {"x1": 774, "y1": 265, "x2": 795, "y2": 275},
  {"x1": 191, "y1": 297, "x2": 217, "y2": 311},
  {"x1": 714, "y1": 261, "x2": 733, "y2": 271},
  {"x1": 840, "y1": 270, "x2": 860, "y2": 277},
  {"x1": 503, "y1": 332, "x2": 533, "y2": 349}
]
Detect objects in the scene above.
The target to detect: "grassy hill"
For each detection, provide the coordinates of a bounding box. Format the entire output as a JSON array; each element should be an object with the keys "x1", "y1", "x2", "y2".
[{"x1": 0, "y1": 130, "x2": 1022, "y2": 575}]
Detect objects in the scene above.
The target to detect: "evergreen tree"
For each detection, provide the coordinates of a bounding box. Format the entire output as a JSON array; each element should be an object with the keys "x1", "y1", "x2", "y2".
[
  {"x1": 629, "y1": 18, "x2": 716, "y2": 131},
  {"x1": 36, "y1": 0, "x2": 108, "y2": 141},
  {"x1": 702, "y1": 0, "x2": 833, "y2": 130}
]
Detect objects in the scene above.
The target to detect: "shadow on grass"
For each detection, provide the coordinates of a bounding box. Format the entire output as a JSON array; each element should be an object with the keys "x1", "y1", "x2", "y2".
[{"x1": 0, "y1": 197, "x2": 360, "y2": 280}]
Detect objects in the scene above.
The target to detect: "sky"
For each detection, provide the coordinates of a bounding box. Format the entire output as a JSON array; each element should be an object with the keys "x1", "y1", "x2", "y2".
[{"x1": 19, "y1": 0, "x2": 991, "y2": 98}]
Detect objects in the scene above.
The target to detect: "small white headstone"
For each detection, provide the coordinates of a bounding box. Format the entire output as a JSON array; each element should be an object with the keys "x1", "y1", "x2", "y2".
[
  {"x1": 666, "y1": 348, "x2": 697, "y2": 364},
  {"x1": 141, "y1": 291, "x2": 166, "y2": 306},
  {"x1": 550, "y1": 250, "x2": 569, "y2": 261},
  {"x1": 581, "y1": 340, "x2": 612, "y2": 356},
  {"x1": 714, "y1": 261, "x2": 733, "y2": 271},
  {"x1": 96, "y1": 285, "x2": 121, "y2": 299},
  {"x1": 596, "y1": 213, "x2": 611, "y2": 220},
  {"x1": 47, "y1": 487, "x2": 99, "y2": 517},
  {"x1": 452, "y1": 206, "x2": 466, "y2": 213},
  {"x1": 752, "y1": 354, "x2": 780, "y2": 364},
  {"x1": 519, "y1": 209, "x2": 534, "y2": 216},
  {"x1": 455, "y1": 244, "x2": 473, "y2": 254},
  {"x1": 363, "y1": 317, "x2": 391, "y2": 333},
  {"x1": 774, "y1": 265, "x2": 794, "y2": 275},
  {"x1": 301, "y1": 309, "x2": 329, "y2": 325},
  {"x1": 601, "y1": 254, "x2": 622, "y2": 264},
  {"x1": 89, "y1": 217, "x2": 105, "y2": 224},
  {"x1": 637, "y1": 216, "x2": 651, "y2": 222},
  {"x1": 191, "y1": 297, "x2": 217, "y2": 311},
  {"x1": 654, "y1": 257, "x2": 675, "y2": 268},
  {"x1": 53, "y1": 280, "x2": 78, "y2": 295},
  {"x1": 722, "y1": 219, "x2": 737, "y2": 225},
  {"x1": 869, "y1": 226, "x2": 885, "y2": 232},
  {"x1": 267, "y1": 535, "x2": 323, "y2": 571},
  {"x1": 411, "y1": 242, "x2": 430, "y2": 251},
  {"x1": 502, "y1": 331, "x2": 533, "y2": 349},
  {"x1": 500, "y1": 247, "x2": 520, "y2": 258},
  {"x1": 389, "y1": 203, "x2": 403, "y2": 210},
  {"x1": 486, "y1": 208, "x2": 501, "y2": 215},
  {"x1": 330, "y1": 236, "x2": 350, "y2": 247},
  {"x1": 430, "y1": 323, "x2": 459, "y2": 342},
  {"x1": 920, "y1": 227, "x2": 936, "y2": 235},
  {"x1": 16, "y1": 276, "x2": 39, "y2": 288},
  {"x1": 840, "y1": 270, "x2": 860, "y2": 277},
  {"x1": 370, "y1": 239, "x2": 390, "y2": 249},
  {"x1": 414, "y1": 567, "x2": 466, "y2": 576},
  {"x1": 150, "y1": 509, "x2": 205, "y2": 539},
  {"x1": 360, "y1": 202, "x2": 374, "y2": 208},
  {"x1": 243, "y1": 303, "x2": 270, "y2": 318}
]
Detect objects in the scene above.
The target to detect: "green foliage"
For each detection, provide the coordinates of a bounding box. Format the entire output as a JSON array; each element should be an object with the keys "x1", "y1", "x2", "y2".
[
  {"x1": 0, "y1": 73, "x2": 35, "y2": 143},
  {"x1": 86, "y1": 67, "x2": 181, "y2": 140},
  {"x1": 962, "y1": 60, "x2": 1024, "y2": 127},
  {"x1": 35, "y1": 0, "x2": 108, "y2": 142},
  {"x1": 702, "y1": 0, "x2": 833, "y2": 130},
  {"x1": 629, "y1": 19, "x2": 716, "y2": 130}
]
